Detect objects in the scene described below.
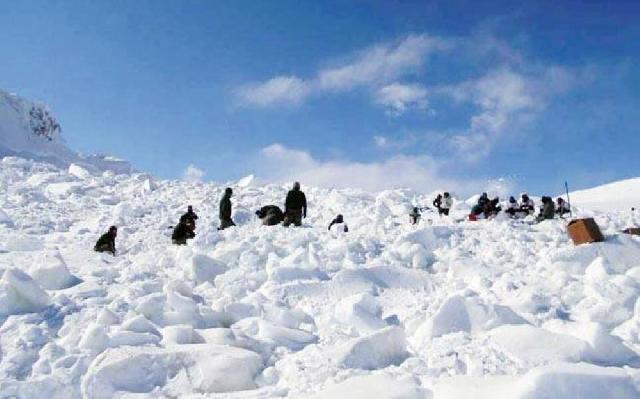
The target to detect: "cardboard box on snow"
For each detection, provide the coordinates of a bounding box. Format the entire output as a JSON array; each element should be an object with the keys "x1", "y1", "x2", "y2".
[{"x1": 567, "y1": 218, "x2": 604, "y2": 245}]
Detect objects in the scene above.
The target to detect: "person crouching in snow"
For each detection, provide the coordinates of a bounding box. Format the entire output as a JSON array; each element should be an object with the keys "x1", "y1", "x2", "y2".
[
  {"x1": 180, "y1": 205, "x2": 199, "y2": 226},
  {"x1": 520, "y1": 194, "x2": 535, "y2": 215},
  {"x1": 172, "y1": 219, "x2": 195, "y2": 245},
  {"x1": 556, "y1": 197, "x2": 570, "y2": 217},
  {"x1": 94, "y1": 226, "x2": 117, "y2": 255},
  {"x1": 409, "y1": 207, "x2": 421, "y2": 225},
  {"x1": 505, "y1": 196, "x2": 519, "y2": 218},
  {"x1": 328, "y1": 214, "x2": 349, "y2": 233},
  {"x1": 256, "y1": 205, "x2": 284, "y2": 226},
  {"x1": 441, "y1": 192, "x2": 453, "y2": 216},
  {"x1": 218, "y1": 187, "x2": 236, "y2": 230},
  {"x1": 484, "y1": 197, "x2": 502, "y2": 218},
  {"x1": 536, "y1": 196, "x2": 555, "y2": 223}
]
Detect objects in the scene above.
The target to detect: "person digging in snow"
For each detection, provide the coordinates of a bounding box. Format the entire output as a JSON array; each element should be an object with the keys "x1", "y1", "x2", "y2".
[
  {"x1": 94, "y1": 226, "x2": 117, "y2": 255},
  {"x1": 328, "y1": 214, "x2": 349, "y2": 232},
  {"x1": 536, "y1": 196, "x2": 555, "y2": 223},
  {"x1": 256, "y1": 205, "x2": 284, "y2": 226},
  {"x1": 180, "y1": 205, "x2": 199, "y2": 226},
  {"x1": 283, "y1": 182, "x2": 307, "y2": 227},
  {"x1": 218, "y1": 187, "x2": 236, "y2": 230},
  {"x1": 172, "y1": 219, "x2": 195, "y2": 245},
  {"x1": 441, "y1": 192, "x2": 453, "y2": 216},
  {"x1": 556, "y1": 197, "x2": 570, "y2": 217},
  {"x1": 505, "y1": 196, "x2": 519, "y2": 218},
  {"x1": 409, "y1": 207, "x2": 421, "y2": 225},
  {"x1": 520, "y1": 194, "x2": 535, "y2": 215}
]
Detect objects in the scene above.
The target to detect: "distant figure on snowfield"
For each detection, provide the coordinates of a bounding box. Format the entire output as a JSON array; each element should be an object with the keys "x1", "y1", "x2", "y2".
[
  {"x1": 536, "y1": 196, "x2": 556, "y2": 222},
  {"x1": 520, "y1": 194, "x2": 535, "y2": 215},
  {"x1": 433, "y1": 194, "x2": 442, "y2": 214},
  {"x1": 180, "y1": 205, "x2": 199, "y2": 226},
  {"x1": 505, "y1": 196, "x2": 519, "y2": 218},
  {"x1": 409, "y1": 207, "x2": 421, "y2": 225},
  {"x1": 172, "y1": 219, "x2": 195, "y2": 245},
  {"x1": 95, "y1": 226, "x2": 117, "y2": 255},
  {"x1": 328, "y1": 214, "x2": 349, "y2": 232},
  {"x1": 441, "y1": 192, "x2": 453, "y2": 216},
  {"x1": 484, "y1": 197, "x2": 502, "y2": 218},
  {"x1": 283, "y1": 182, "x2": 307, "y2": 227},
  {"x1": 218, "y1": 187, "x2": 236, "y2": 230},
  {"x1": 256, "y1": 205, "x2": 284, "y2": 226},
  {"x1": 556, "y1": 197, "x2": 570, "y2": 217}
]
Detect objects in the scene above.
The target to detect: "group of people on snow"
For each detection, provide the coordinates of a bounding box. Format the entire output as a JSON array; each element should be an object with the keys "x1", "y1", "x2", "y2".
[
  {"x1": 470, "y1": 193, "x2": 570, "y2": 222},
  {"x1": 95, "y1": 182, "x2": 348, "y2": 255}
]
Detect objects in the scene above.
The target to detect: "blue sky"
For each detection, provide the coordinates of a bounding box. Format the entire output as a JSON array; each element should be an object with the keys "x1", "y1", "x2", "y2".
[{"x1": 1, "y1": 1, "x2": 639, "y2": 194}]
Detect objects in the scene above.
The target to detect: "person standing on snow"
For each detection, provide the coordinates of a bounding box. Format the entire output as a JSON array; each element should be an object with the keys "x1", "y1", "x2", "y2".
[
  {"x1": 328, "y1": 214, "x2": 349, "y2": 232},
  {"x1": 218, "y1": 187, "x2": 236, "y2": 230},
  {"x1": 433, "y1": 194, "x2": 443, "y2": 214},
  {"x1": 409, "y1": 207, "x2": 421, "y2": 225},
  {"x1": 94, "y1": 226, "x2": 117, "y2": 255},
  {"x1": 536, "y1": 196, "x2": 556, "y2": 222},
  {"x1": 441, "y1": 192, "x2": 453, "y2": 216},
  {"x1": 520, "y1": 194, "x2": 535, "y2": 215},
  {"x1": 283, "y1": 182, "x2": 307, "y2": 227},
  {"x1": 555, "y1": 197, "x2": 570, "y2": 217},
  {"x1": 180, "y1": 205, "x2": 199, "y2": 226}
]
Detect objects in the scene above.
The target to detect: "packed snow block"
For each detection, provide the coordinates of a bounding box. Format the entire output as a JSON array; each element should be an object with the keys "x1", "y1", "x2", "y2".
[
  {"x1": 487, "y1": 325, "x2": 591, "y2": 364},
  {"x1": 161, "y1": 325, "x2": 204, "y2": 345},
  {"x1": 337, "y1": 326, "x2": 409, "y2": 370},
  {"x1": 185, "y1": 254, "x2": 228, "y2": 285},
  {"x1": 81, "y1": 344, "x2": 263, "y2": 398},
  {"x1": 30, "y1": 251, "x2": 80, "y2": 290},
  {"x1": 416, "y1": 294, "x2": 527, "y2": 341},
  {"x1": 310, "y1": 374, "x2": 431, "y2": 399},
  {"x1": 567, "y1": 218, "x2": 604, "y2": 245},
  {"x1": 0, "y1": 268, "x2": 51, "y2": 316},
  {"x1": 232, "y1": 317, "x2": 318, "y2": 351},
  {"x1": 333, "y1": 293, "x2": 388, "y2": 334},
  {"x1": 68, "y1": 163, "x2": 91, "y2": 179},
  {"x1": 432, "y1": 362, "x2": 640, "y2": 399}
]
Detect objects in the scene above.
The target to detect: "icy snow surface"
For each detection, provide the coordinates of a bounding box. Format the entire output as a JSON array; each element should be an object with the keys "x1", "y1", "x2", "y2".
[{"x1": 1, "y1": 157, "x2": 640, "y2": 398}]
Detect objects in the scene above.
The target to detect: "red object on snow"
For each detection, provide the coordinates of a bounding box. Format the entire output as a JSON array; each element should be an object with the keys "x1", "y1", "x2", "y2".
[{"x1": 468, "y1": 214, "x2": 478, "y2": 221}]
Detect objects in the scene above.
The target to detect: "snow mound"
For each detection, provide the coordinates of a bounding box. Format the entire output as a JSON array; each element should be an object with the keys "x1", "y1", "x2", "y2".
[
  {"x1": 433, "y1": 362, "x2": 640, "y2": 399},
  {"x1": 569, "y1": 177, "x2": 640, "y2": 211},
  {"x1": 0, "y1": 268, "x2": 50, "y2": 316},
  {"x1": 337, "y1": 326, "x2": 409, "y2": 370},
  {"x1": 81, "y1": 344, "x2": 263, "y2": 397},
  {"x1": 310, "y1": 374, "x2": 431, "y2": 399},
  {"x1": 30, "y1": 251, "x2": 81, "y2": 290}
]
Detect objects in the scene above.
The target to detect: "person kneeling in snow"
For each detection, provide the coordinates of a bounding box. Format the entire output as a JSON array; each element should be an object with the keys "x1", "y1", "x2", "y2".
[
  {"x1": 95, "y1": 226, "x2": 117, "y2": 255},
  {"x1": 218, "y1": 187, "x2": 236, "y2": 230},
  {"x1": 556, "y1": 197, "x2": 570, "y2": 217},
  {"x1": 505, "y1": 196, "x2": 519, "y2": 218},
  {"x1": 484, "y1": 197, "x2": 502, "y2": 218},
  {"x1": 520, "y1": 194, "x2": 535, "y2": 215},
  {"x1": 172, "y1": 219, "x2": 195, "y2": 245},
  {"x1": 409, "y1": 207, "x2": 421, "y2": 225},
  {"x1": 536, "y1": 196, "x2": 555, "y2": 223},
  {"x1": 256, "y1": 205, "x2": 284, "y2": 226},
  {"x1": 180, "y1": 205, "x2": 199, "y2": 226},
  {"x1": 328, "y1": 214, "x2": 349, "y2": 233}
]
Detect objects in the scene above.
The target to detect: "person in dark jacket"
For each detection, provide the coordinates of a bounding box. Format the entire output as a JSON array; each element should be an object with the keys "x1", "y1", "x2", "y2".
[
  {"x1": 484, "y1": 197, "x2": 502, "y2": 218},
  {"x1": 505, "y1": 196, "x2": 519, "y2": 218},
  {"x1": 256, "y1": 205, "x2": 284, "y2": 226},
  {"x1": 556, "y1": 197, "x2": 570, "y2": 217},
  {"x1": 218, "y1": 187, "x2": 236, "y2": 230},
  {"x1": 328, "y1": 214, "x2": 349, "y2": 232},
  {"x1": 478, "y1": 193, "x2": 489, "y2": 208},
  {"x1": 172, "y1": 219, "x2": 195, "y2": 245},
  {"x1": 409, "y1": 207, "x2": 421, "y2": 225},
  {"x1": 95, "y1": 226, "x2": 117, "y2": 255},
  {"x1": 433, "y1": 194, "x2": 442, "y2": 214},
  {"x1": 283, "y1": 182, "x2": 307, "y2": 227},
  {"x1": 520, "y1": 194, "x2": 535, "y2": 215},
  {"x1": 180, "y1": 205, "x2": 199, "y2": 226},
  {"x1": 536, "y1": 196, "x2": 555, "y2": 222}
]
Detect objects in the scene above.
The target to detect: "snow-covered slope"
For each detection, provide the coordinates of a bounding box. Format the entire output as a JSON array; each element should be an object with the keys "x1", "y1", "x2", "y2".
[
  {"x1": 569, "y1": 177, "x2": 640, "y2": 212},
  {"x1": 1, "y1": 157, "x2": 640, "y2": 398},
  {"x1": 0, "y1": 89, "x2": 132, "y2": 174}
]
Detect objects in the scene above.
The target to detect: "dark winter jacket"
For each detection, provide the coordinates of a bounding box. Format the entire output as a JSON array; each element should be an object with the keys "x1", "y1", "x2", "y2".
[
  {"x1": 433, "y1": 195, "x2": 442, "y2": 209},
  {"x1": 94, "y1": 232, "x2": 116, "y2": 255},
  {"x1": 285, "y1": 188, "x2": 307, "y2": 216},
  {"x1": 180, "y1": 210, "x2": 199, "y2": 224},
  {"x1": 538, "y1": 198, "x2": 555, "y2": 221},
  {"x1": 256, "y1": 205, "x2": 284, "y2": 220},
  {"x1": 219, "y1": 193, "x2": 232, "y2": 220},
  {"x1": 172, "y1": 221, "x2": 195, "y2": 242}
]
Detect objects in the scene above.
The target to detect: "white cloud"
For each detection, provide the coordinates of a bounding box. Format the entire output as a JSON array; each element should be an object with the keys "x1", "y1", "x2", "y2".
[
  {"x1": 256, "y1": 143, "x2": 477, "y2": 194},
  {"x1": 235, "y1": 34, "x2": 449, "y2": 107},
  {"x1": 236, "y1": 76, "x2": 311, "y2": 107},
  {"x1": 373, "y1": 135, "x2": 389, "y2": 148},
  {"x1": 183, "y1": 164, "x2": 205, "y2": 182},
  {"x1": 317, "y1": 35, "x2": 448, "y2": 91},
  {"x1": 441, "y1": 67, "x2": 569, "y2": 160},
  {"x1": 375, "y1": 83, "x2": 428, "y2": 115}
]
